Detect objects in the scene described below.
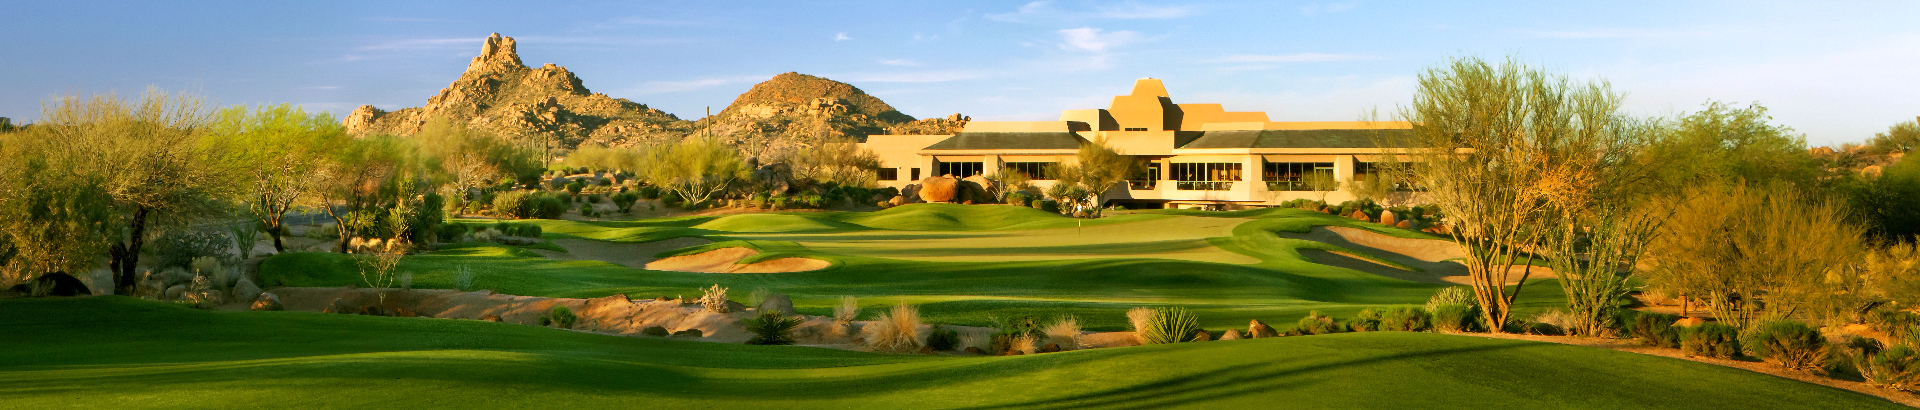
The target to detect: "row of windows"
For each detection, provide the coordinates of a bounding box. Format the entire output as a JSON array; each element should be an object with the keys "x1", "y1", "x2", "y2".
[{"x1": 874, "y1": 161, "x2": 1387, "y2": 185}]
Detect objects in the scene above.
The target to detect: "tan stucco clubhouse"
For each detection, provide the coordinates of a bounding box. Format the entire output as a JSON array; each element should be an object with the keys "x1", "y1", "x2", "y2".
[{"x1": 858, "y1": 78, "x2": 1413, "y2": 209}]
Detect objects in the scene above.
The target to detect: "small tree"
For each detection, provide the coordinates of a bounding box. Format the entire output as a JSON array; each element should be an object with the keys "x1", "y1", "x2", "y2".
[
  {"x1": 641, "y1": 137, "x2": 746, "y2": 209},
  {"x1": 210, "y1": 103, "x2": 347, "y2": 253},
  {"x1": 1045, "y1": 137, "x2": 1138, "y2": 217},
  {"x1": 1304, "y1": 170, "x2": 1340, "y2": 204}
]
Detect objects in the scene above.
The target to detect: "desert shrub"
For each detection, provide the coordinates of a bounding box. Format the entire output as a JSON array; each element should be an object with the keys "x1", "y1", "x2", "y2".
[
  {"x1": 435, "y1": 223, "x2": 468, "y2": 243},
  {"x1": 548, "y1": 306, "x2": 576, "y2": 329},
  {"x1": 612, "y1": 192, "x2": 640, "y2": 212},
  {"x1": 190, "y1": 256, "x2": 230, "y2": 288},
  {"x1": 512, "y1": 223, "x2": 542, "y2": 238},
  {"x1": 154, "y1": 230, "x2": 235, "y2": 270},
  {"x1": 1382, "y1": 306, "x2": 1432, "y2": 332},
  {"x1": 642, "y1": 326, "x2": 670, "y2": 337},
  {"x1": 1528, "y1": 310, "x2": 1573, "y2": 336},
  {"x1": 1011, "y1": 335, "x2": 1041, "y2": 354},
  {"x1": 1431, "y1": 304, "x2": 1480, "y2": 333},
  {"x1": 1741, "y1": 318, "x2": 1831, "y2": 374},
  {"x1": 531, "y1": 194, "x2": 566, "y2": 219},
  {"x1": 743, "y1": 312, "x2": 803, "y2": 345},
  {"x1": 991, "y1": 316, "x2": 1045, "y2": 354},
  {"x1": 577, "y1": 202, "x2": 594, "y2": 216},
  {"x1": 1679, "y1": 322, "x2": 1742, "y2": 359},
  {"x1": 492, "y1": 190, "x2": 532, "y2": 218},
  {"x1": 1140, "y1": 307, "x2": 1202, "y2": 344},
  {"x1": 1043, "y1": 316, "x2": 1083, "y2": 350},
  {"x1": 926, "y1": 326, "x2": 961, "y2": 351},
  {"x1": 1866, "y1": 342, "x2": 1920, "y2": 392},
  {"x1": 1347, "y1": 308, "x2": 1383, "y2": 332},
  {"x1": 565, "y1": 180, "x2": 585, "y2": 196},
  {"x1": 1869, "y1": 310, "x2": 1920, "y2": 340},
  {"x1": 1006, "y1": 192, "x2": 1030, "y2": 207},
  {"x1": 863, "y1": 302, "x2": 923, "y2": 353},
  {"x1": 638, "y1": 186, "x2": 661, "y2": 200},
  {"x1": 1632, "y1": 312, "x2": 1682, "y2": 348},
  {"x1": 698, "y1": 284, "x2": 731, "y2": 313},
  {"x1": 453, "y1": 264, "x2": 475, "y2": 291},
  {"x1": 1297, "y1": 311, "x2": 1344, "y2": 335},
  {"x1": 673, "y1": 329, "x2": 703, "y2": 338}
]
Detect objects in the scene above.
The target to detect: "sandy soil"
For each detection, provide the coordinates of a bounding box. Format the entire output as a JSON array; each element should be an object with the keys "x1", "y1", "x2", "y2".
[
  {"x1": 642, "y1": 247, "x2": 830, "y2": 273},
  {"x1": 1283, "y1": 226, "x2": 1555, "y2": 285},
  {"x1": 1461, "y1": 332, "x2": 1920, "y2": 407},
  {"x1": 528, "y1": 237, "x2": 714, "y2": 269}
]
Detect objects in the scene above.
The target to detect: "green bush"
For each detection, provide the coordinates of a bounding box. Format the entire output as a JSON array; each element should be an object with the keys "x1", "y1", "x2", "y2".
[
  {"x1": 1632, "y1": 312, "x2": 1681, "y2": 348},
  {"x1": 1679, "y1": 322, "x2": 1741, "y2": 359},
  {"x1": 1297, "y1": 311, "x2": 1344, "y2": 335},
  {"x1": 1006, "y1": 193, "x2": 1030, "y2": 207},
  {"x1": 1741, "y1": 318, "x2": 1830, "y2": 374},
  {"x1": 612, "y1": 192, "x2": 640, "y2": 212},
  {"x1": 1347, "y1": 308, "x2": 1383, "y2": 332},
  {"x1": 1431, "y1": 304, "x2": 1480, "y2": 333},
  {"x1": 742, "y1": 312, "x2": 803, "y2": 345},
  {"x1": 548, "y1": 306, "x2": 577, "y2": 329},
  {"x1": 509, "y1": 223, "x2": 541, "y2": 238},
  {"x1": 565, "y1": 180, "x2": 586, "y2": 196},
  {"x1": 154, "y1": 229, "x2": 236, "y2": 270},
  {"x1": 1868, "y1": 343, "x2": 1920, "y2": 392},
  {"x1": 927, "y1": 326, "x2": 961, "y2": 351},
  {"x1": 1140, "y1": 307, "x2": 1202, "y2": 344},
  {"x1": 435, "y1": 223, "x2": 469, "y2": 243},
  {"x1": 1382, "y1": 306, "x2": 1432, "y2": 332},
  {"x1": 492, "y1": 190, "x2": 532, "y2": 219},
  {"x1": 637, "y1": 186, "x2": 661, "y2": 200},
  {"x1": 532, "y1": 194, "x2": 566, "y2": 219}
]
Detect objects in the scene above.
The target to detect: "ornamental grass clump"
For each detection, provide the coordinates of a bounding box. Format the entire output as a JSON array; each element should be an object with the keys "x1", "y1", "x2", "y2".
[
  {"x1": 1431, "y1": 303, "x2": 1480, "y2": 333},
  {"x1": 743, "y1": 312, "x2": 803, "y2": 346},
  {"x1": 1742, "y1": 318, "x2": 1831, "y2": 375},
  {"x1": 1678, "y1": 322, "x2": 1741, "y2": 359},
  {"x1": 1043, "y1": 316, "x2": 1083, "y2": 350},
  {"x1": 862, "y1": 302, "x2": 923, "y2": 353},
  {"x1": 1139, "y1": 307, "x2": 1202, "y2": 344},
  {"x1": 1126, "y1": 306, "x2": 1156, "y2": 334},
  {"x1": 699, "y1": 284, "x2": 731, "y2": 313}
]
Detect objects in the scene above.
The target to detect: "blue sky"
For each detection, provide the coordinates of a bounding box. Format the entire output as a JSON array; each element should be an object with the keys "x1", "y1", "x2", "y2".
[{"x1": 3, "y1": 0, "x2": 1917, "y2": 146}]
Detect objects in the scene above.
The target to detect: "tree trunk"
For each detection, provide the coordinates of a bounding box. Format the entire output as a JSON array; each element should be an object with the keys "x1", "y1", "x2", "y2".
[{"x1": 114, "y1": 206, "x2": 151, "y2": 296}]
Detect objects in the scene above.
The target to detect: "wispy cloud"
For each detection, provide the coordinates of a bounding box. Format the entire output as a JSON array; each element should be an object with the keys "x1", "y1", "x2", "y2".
[
  {"x1": 988, "y1": 1, "x2": 1198, "y2": 23},
  {"x1": 1520, "y1": 28, "x2": 1708, "y2": 39},
  {"x1": 1219, "y1": 53, "x2": 1371, "y2": 63},
  {"x1": 363, "y1": 17, "x2": 441, "y2": 22},
  {"x1": 628, "y1": 75, "x2": 770, "y2": 94},
  {"x1": 878, "y1": 59, "x2": 921, "y2": 67},
  {"x1": 835, "y1": 32, "x2": 852, "y2": 41},
  {"x1": 1299, "y1": 1, "x2": 1358, "y2": 15},
  {"x1": 834, "y1": 70, "x2": 986, "y2": 83},
  {"x1": 1058, "y1": 27, "x2": 1138, "y2": 52},
  {"x1": 356, "y1": 38, "x2": 480, "y2": 51},
  {"x1": 298, "y1": 86, "x2": 340, "y2": 90}
]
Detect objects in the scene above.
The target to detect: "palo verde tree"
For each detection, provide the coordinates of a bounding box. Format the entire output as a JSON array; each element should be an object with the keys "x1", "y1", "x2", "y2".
[
  {"x1": 0, "y1": 125, "x2": 117, "y2": 289},
  {"x1": 36, "y1": 89, "x2": 232, "y2": 295},
  {"x1": 641, "y1": 136, "x2": 746, "y2": 208},
  {"x1": 309, "y1": 136, "x2": 414, "y2": 252},
  {"x1": 209, "y1": 103, "x2": 348, "y2": 253},
  {"x1": 789, "y1": 136, "x2": 884, "y2": 188},
  {"x1": 1044, "y1": 136, "x2": 1139, "y2": 217},
  {"x1": 1380, "y1": 56, "x2": 1643, "y2": 331},
  {"x1": 1646, "y1": 184, "x2": 1867, "y2": 329},
  {"x1": 412, "y1": 117, "x2": 540, "y2": 208}
]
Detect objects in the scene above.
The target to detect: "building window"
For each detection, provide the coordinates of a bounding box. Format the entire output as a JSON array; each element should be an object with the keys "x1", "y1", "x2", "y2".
[
  {"x1": 1169, "y1": 162, "x2": 1241, "y2": 191},
  {"x1": 1128, "y1": 162, "x2": 1160, "y2": 190},
  {"x1": 911, "y1": 168, "x2": 921, "y2": 181},
  {"x1": 937, "y1": 162, "x2": 983, "y2": 177},
  {"x1": 1124, "y1": 127, "x2": 1149, "y2": 131},
  {"x1": 876, "y1": 168, "x2": 899, "y2": 181},
  {"x1": 1002, "y1": 162, "x2": 1054, "y2": 180},
  {"x1": 1262, "y1": 162, "x2": 1334, "y2": 191}
]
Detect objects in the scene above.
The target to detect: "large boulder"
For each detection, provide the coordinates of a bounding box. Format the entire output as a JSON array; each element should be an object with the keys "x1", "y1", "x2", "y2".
[
  {"x1": 918, "y1": 175, "x2": 959, "y2": 203},
  {"x1": 900, "y1": 184, "x2": 924, "y2": 204},
  {"x1": 1191, "y1": 330, "x2": 1213, "y2": 341},
  {"x1": 165, "y1": 284, "x2": 188, "y2": 301},
  {"x1": 960, "y1": 175, "x2": 997, "y2": 204},
  {"x1": 1248, "y1": 319, "x2": 1278, "y2": 338},
  {"x1": 1218, "y1": 329, "x2": 1245, "y2": 340},
  {"x1": 250, "y1": 293, "x2": 284, "y2": 311},
  {"x1": 758, "y1": 294, "x2": 796, "y2": 316},
  {"x1": 233, "y1": 279, "x2": 263, "y2": 303},
  {"x1": 1349, "y1": 210, "x2": 1371, "y2": 222},
  {"x1": 1380, "y1": 211, "x2": 1399, "y2": 227}
]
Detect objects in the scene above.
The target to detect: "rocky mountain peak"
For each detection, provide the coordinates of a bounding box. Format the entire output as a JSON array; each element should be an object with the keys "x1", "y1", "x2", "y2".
[{"x1": 467, "y1": 33, "x2": 525, "y2": 73}]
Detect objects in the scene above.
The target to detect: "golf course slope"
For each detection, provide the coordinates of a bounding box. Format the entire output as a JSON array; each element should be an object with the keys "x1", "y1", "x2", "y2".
[{"x1": 4, "y1": 297, "x2": 1899, "y2": 409}]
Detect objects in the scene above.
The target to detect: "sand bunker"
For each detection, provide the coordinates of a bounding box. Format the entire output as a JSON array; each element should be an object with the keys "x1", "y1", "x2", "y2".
[
  {"x1": 644, "y1": 247, "x2": 830, "y2": 273},
  {"x1": 530, "y1": 237, "x2": 714, "y2": 269},
  {"x1": 1282, "y1": 226, "x2": 1553, "y2": 285}
]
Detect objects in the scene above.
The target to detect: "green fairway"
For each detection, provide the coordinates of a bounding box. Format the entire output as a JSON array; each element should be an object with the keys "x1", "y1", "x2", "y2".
[
  {"x1": 1, "y1": 297, "x2": 1897, "y2": 409},
  {"x1": 261, "y1": 204, "x2": 1566, "y2": 331}
]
